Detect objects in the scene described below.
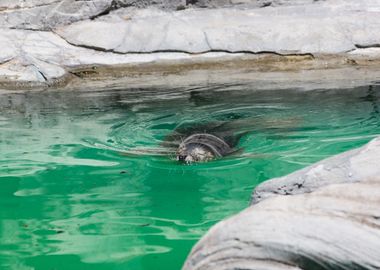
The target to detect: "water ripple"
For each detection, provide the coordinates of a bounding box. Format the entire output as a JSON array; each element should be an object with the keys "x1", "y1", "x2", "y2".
[{"x1": 1, "y1": 84, "x2": 380, "y2": 270}]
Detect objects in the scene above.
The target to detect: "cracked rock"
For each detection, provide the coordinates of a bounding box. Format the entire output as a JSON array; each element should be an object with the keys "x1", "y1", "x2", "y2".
[
  {"x1": 54, "y1": 1, "x2": 380, "y2": 54},
  {"x1": 0, "y1": 0, "x2": 112, "y2": 30},
  {"x1": 183, "y1": 136, "x2": 380, "y2": 270},
  {"x1": 184, "y1": 178, "x2": 380, "y2": 270},
  {"x1": 1, "y1": 0, "x2": 380, "y2": 86},
  {"x1": 251, "y1": 136, "x2": 380, "y2": 204},
  {"x1": 55, "y1": 9, "x2": 211, "y2": 53}
]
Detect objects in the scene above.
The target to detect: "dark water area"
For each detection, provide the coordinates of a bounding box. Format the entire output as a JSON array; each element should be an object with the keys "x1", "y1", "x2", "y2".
[{"x1": 0, "y1": 83, "x2": 380, "y2": 269}]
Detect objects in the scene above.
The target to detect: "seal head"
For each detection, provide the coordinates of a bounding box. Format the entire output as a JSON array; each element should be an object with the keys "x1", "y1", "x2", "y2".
[{"x1": 176, "y1": 133, "x2": 232, "y2": 164}]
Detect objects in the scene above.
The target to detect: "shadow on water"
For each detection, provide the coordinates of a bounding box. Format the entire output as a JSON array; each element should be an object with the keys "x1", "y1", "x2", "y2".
[
  {"x1": 0, "y1": 83, "x2": 380, "y2": 269},
  {"x1": 361, "y1": 85, "x2": 380, "y2": 121}
]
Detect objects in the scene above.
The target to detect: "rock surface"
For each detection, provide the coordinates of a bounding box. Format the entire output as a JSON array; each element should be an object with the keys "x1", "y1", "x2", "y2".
[
  {"x1": 183, "y1": 136, "x2": 380, "y2": 270},
  {"x1": 184, "y1": 178, "x2": 380, "y2": 270},
  {"x1": 55, "y1": 2, "x2": 380, "y2": 54},
  {"x1": 1, "y1": 0, "x2": 380, "y2": 88},
  {"x1": 251, "y1": 136, "x2": 380, "y2": 204},
  {"x1": 0, "y1": 0, "x2": 112, "y2": 30},
  {"x1": 0, "y1": 0, "x2": 314, "y2": 31}
]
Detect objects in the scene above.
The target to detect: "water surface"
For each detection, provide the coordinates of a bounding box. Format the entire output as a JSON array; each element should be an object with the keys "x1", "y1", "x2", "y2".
[{"x1": 0, "y1": 84, "x2": 380, "y2": 270}]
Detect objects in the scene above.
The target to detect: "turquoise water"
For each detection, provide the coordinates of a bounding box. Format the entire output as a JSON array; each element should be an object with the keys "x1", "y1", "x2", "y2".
[{"x1": 0, "y1": 84, "x2": 379, "y2": 269}]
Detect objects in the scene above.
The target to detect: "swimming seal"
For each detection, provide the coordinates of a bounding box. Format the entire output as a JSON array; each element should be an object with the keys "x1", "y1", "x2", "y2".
[
  {"x1": 160, "y1": 116, "x2": 248, "y2": 164},
  {"x1": 176, "y1": 133, "x2": 234, "y2": 163}
]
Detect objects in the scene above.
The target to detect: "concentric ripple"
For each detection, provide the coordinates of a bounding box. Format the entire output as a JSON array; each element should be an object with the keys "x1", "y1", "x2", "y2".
[{"x1": 0, "y1": 84, "x2": 379, "y2": 270}]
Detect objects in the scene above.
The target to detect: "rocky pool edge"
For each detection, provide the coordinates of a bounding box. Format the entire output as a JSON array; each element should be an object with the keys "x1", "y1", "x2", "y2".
[{"x1": 2, "y1": 0, "x2": 380, "y2": 90}]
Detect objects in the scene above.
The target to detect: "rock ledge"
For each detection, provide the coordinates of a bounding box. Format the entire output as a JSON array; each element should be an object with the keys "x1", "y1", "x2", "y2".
[
  {"x1": 1, "y1": 0, "x2": 380, "y2": 89},
  {"x1": 183, "y1": 137, "x2": 380, "y2": 270}
]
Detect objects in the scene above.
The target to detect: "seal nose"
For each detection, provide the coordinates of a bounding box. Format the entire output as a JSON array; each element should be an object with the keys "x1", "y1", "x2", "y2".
[{"x1": 177, "y1": 155, "x2": 187, "y2": 161}]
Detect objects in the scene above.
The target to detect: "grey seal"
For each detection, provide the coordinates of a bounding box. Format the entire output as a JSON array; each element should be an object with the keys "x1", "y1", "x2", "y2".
[
  {"x1": 176, "y1": 133, "x2": 234, "y2": 163},
  {"x1": 159, "y1": 114, "x2": 250, "y2": 164}
]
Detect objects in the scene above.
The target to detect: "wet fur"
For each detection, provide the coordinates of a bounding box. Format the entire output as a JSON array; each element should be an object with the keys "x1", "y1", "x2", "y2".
[{"x1": 163, "y1": 119, "x2": 247, "y2": 163}]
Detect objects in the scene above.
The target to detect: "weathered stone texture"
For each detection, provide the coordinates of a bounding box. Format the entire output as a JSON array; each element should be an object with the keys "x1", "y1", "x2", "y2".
[
  {"x1": 184, "y1": 179, "x2": 380, "y2": 270},
  {"x1": 251, "y1": 136, "x2": 380, "y2": 204},
  {"x1": 55, "y1": 1, "x2": 380, "y2": 54},
  {"x1": 0, "y1": 0, "x2": 112, "y2": 30},
  {"x1": 183, "y1": 137, "x2": 380, "y2": 270},
  {"x1": 1, "y1": 0, "x2": 380, "y2": 86}
]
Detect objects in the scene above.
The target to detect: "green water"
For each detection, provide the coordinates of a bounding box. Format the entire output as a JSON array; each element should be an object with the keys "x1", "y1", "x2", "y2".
[{"x1": 0, "y1": 84, "x2": 379, "y2": 270}]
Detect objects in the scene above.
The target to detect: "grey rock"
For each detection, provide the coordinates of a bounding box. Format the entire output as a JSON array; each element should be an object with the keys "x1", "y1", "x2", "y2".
[
  {"x1": 183, "y1": 137, "x2": 380, "y2": 270},
  {"x1": 55, "y1": 1, "x2": 380, "y2": 54},
  {"x1": 183, "y1": 177, "x2": 380, "y2": 270},
  {"x1": 0, "y1": 34, "x2": 17, "y2": 63},
  {"x1": 251, "y1": 136, "x2": 380, "y2": 204},
  {"x1": 0, "y1": 0, "x2": 318, "y2": 15},
  {"x1": 184, "y1": 0, "x2": 231, "y2": 8},
  {"x1": 0, "y1": 0, "x2": 59, "y2": 9},
  {"x1": 112, "y1": 0, "x2": 285, "y2": 10},
  {"x1": 114, "y1": 0, "x2": 186, "y2": 10},
  {"x1": 55, "y1": 8, "x2": 212, "y2": 53},
  {"x1": 349, "y1": 47, "x2": 380, "y2": 57},
  {"x1": 2, "y1": 0, "x2": 380, "y2": 86},
  {"x1": 0, "y1": 56, "x2": 66, "y2": 83},
  {"x1": 190, "y1": 0, "x2": 318, "y2": 8},
  {"x1": 0, "y1": 0, "x2": 324, "y2": 27},
  {"x1": 0, "y1": 0, "x2": 112, "y2": 30},
  {"x1": 0, "y1": 28, "x2": 247, "y2": 85}
]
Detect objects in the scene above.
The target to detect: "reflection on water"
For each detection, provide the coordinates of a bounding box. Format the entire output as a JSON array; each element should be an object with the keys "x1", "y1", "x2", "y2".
[{"x1": 0, "y1": 84, "x2": 380, "y2": 269}]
